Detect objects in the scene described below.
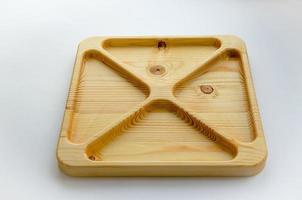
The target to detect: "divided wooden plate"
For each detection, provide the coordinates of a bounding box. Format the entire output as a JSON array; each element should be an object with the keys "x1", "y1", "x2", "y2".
[{"x1": 56, "y1": 36, "x2": 267, "y2": 176}]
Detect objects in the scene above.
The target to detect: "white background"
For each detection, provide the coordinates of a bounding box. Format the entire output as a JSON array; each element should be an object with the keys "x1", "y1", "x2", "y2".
[{"x1": 0, "y1": 0, "x2": 301, "y2": 199}]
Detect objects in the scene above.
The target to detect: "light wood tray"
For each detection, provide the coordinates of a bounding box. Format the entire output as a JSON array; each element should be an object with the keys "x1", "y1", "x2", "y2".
[{"x1": 57, "y1": 36, "x2": 267, "y2": 176}]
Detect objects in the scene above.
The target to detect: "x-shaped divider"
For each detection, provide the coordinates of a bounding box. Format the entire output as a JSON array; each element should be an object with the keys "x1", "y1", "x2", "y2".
[{"x1": 82, "y1": 41, "x2": 245, "y2": 160}]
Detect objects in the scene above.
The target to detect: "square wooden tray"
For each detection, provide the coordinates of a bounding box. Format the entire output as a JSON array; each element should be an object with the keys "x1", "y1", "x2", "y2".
[{"x1": 56, "y1": 36, "x2": 267, "y2": 176}]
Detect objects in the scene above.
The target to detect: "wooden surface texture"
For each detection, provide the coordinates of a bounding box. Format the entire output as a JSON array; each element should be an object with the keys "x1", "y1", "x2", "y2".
[{"x1": 57, "y1": 36, "x2": 267, "y2": 176}]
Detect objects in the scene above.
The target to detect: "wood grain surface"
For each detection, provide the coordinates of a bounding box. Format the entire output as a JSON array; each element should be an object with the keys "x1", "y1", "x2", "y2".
[{"x1": 56, "y1": 36, "x2": 267, "y2": 176}]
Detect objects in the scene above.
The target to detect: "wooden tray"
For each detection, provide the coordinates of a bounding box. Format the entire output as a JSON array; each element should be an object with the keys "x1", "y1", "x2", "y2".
[{"x1": 57, "y1": 36, "x2": 267, "y2": 176}]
